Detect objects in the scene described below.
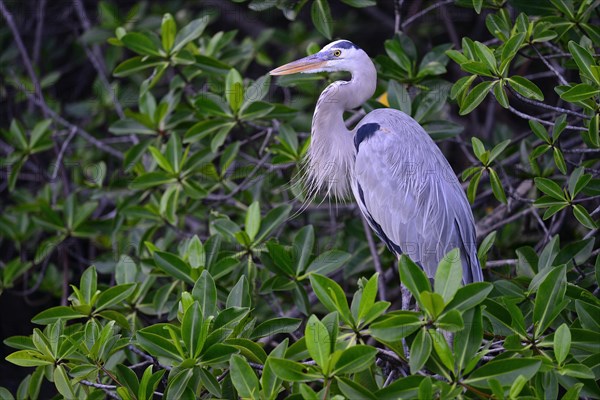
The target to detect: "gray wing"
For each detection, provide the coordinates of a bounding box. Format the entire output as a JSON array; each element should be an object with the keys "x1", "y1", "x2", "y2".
[{"x1": 351, "y1": 109, "x2": 483, "y2": 283}]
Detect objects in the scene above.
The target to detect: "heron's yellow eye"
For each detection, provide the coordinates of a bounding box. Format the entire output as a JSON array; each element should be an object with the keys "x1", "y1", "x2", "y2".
[{"x1": 333, "y1": 50, "x2": 342, "y2": 57}]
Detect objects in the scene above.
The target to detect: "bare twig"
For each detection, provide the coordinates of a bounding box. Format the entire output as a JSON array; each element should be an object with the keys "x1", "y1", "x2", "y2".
[
  {"x1": 507, "y1": 86, "x2": 588, "y2": 120},
  {"x1": 0, "y1": 0, "x2": 45, "y2": 117},
  {"x1": 80, "y1": 381, "x2": 119, "y2": 399},
  {"x1": 402, "y1": 0, "x2": 454, "y2": 29},
  {"x1": 532, "y1": 45, "x2": 568, "y2": 86},
  {"x1": 394, "y1": 0, "x2": 404, "y2": 33},
  {"x1": 486, "y1": 259, "x2": 518, "y2": 267},
  {"x1": 507, "y1": 105, "x2": 587, "y2": 131}
]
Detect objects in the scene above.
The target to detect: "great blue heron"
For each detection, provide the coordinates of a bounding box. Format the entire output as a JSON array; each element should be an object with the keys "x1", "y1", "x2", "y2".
[{"x1": 270, "y1": 40, "x2": 483, "y2": 284}]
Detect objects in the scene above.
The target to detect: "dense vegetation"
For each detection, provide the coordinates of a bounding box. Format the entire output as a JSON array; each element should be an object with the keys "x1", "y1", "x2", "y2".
[{"x1": 0, "y1": 0, "x2": 599, "y2": 398}]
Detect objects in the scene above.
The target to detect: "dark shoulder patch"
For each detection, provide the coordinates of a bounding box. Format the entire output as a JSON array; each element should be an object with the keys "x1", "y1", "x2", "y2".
[
  {"x1": 337, "y1": 40, "x2": 358, "y2": 50},
  {"x1": 354, "y1": 122, "x2": 380, "y2": 151}
]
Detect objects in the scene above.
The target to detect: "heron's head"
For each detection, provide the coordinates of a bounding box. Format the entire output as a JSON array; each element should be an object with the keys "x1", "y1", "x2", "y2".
[{"x1": 270, "y1": 40, "x2": 369, "y2": 76}]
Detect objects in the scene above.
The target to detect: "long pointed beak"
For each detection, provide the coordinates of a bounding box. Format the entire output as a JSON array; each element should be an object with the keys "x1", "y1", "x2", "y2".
[{"x1": 269, "y1": 54, "x2": 327, "y2": 75}]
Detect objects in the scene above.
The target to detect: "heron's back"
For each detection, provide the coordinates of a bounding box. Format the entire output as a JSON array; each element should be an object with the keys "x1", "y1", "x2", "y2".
[{"x1": 351, "y1": 108, "x2": 483, "y2": 283}]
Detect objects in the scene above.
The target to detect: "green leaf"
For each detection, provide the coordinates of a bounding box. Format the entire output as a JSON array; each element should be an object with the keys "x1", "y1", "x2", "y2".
[
  {"x1": 420, "y1": 291, "x2": 445, "y2": 318},
  {"x1": 398, "y1": 255, "x2": 431, "y2": 306},
  {"x1": 226, "y1": 69, "x2": 244, "y2": 113},
  {"x1": 534, "y1": 178, "x2": 565, "y2": 200},
  {"x1": 153, "y1": 251, "x2": 193, "y2": 284},
  {"x1": 302, "y1": 250, "x2": 351, "y2": 277},
  {"x1": 568, "y1": 41, "x2": 600, "y2": 85},
  {"x1": 409, "y1": 328, "x2": 432, "y2": 374},
  {"x1": 473, "y1": 41, "x2": 497, "y2": 73},
  {"x1": 184, "y1": 120, "x2": 235, "y2": 143},
  {"x1": 121, "y1": 32, "x2": 162, "y2": 57},
  {"x1": 245, "y1": 201, "x2": 261, "y2": 242},
  {"x1": 305, "y1": 315, "x2": 331, "y2": 373},
  {"x1": 129, "y1": 171, "x2": 176, "y2": 190},
  {"x1": 310, "y1": 274, "x2": 353, "y2": 325},
  {"x1": 508, "y1": 375, "x2": 528, "y2": 399},
  {"x1": 437, "y1": 309, "x2": 464, "y2": 332},
  {"x1": 467, "y1": 169, "x2": 483, "y2": 203},
  {"x1": 529, "y1": 120, "x2": 549, "y2": 142},
  {"x1": 554, "y1": 323, "x2": 570, "y2": 366},
  {"x1": 192, "y1": 270, "x2": 217, "y2": 317},
  {"x1": 5, "y1": 350, "x2": 53, "y2": 367},
  {"x1": 369, "y1": 312, "x2": 422, "y2": 342},
  {"x1": 29, "y1": 119, "x2": 52, "y2": 149},
  {"x1": 255, "y1": 204, "x2": 291, "y2": 243},
  {"x1": 454, "y1": 307, "x2": 483, "y2": 371},
  {"x1": 32, "y1": 306, "x2": 86, "y2": 324},
  {"x1": 113, "y1": 57, "x2": 167, "y2": 77},
  {"x1": 445, "y1": 282, "x2": 493, "y2": 312},
  {"x1": 459, "y1": 81, "x2": 495, "y2": 115},
  {"x1": 572, "y1": 204, "x2": 597, "y2": 229},
  {"x1": 161, "y1": 14, "x2": 176, "y2": 52},
  {"x1": 429, "y1": 330, "x2": 454, "y2": 371},
  {"x1": 172, "y1": 17, "x2": 208, "y2": 53},
  {"x1": 165, "y1": 369, "x2": 193, "y2": 400},
  {"x1": 165, "y1": 133, "x2": 182, "y2": 173},
  {"x1": 500, "y1": 32, "x2": 526, "y2": 66},
  {"x1": 507, "y1": 76, "x2": 544, "y2": 100},
  {"x1": 226, "y1": 275, "x2": 251, "y2": 308},
  {"x1": 553, "y1": 148, "x2": 567, "y2": 174},
  {"x1": 434, "y1": 248, "x2": 463, "y2": 303},
  {"x1": 562, "y1": 384, "x2": 584, "y2": 400},
  {"x1": 182, "y1": 302, "x2": 207, "y2": 358},
  {"x1": 559, "y1": 363, "x2": 595, "y2": 379},
  {"x1": 560, "y1": 83, "x2": 600, "y2": 102},
  {"x1": 148, "y1": 146, "x2": 174, "y2": 173},
  {"x1": 387, "y1": 80, "x2": 411, "y2": 115},
  {"x1": 54, "y1": 365, "x2": 76, "y2": 399},
  {"x1": 95, "y1": 283, "x2": 136, "y2": 312},
  {"x1": 473, "y1": 0, "x2": 483, "y2": 13},
  {"x1": 336, "y1": 377, "x2": 377, "y2": 400},
  {"x1": 489, "y1": 168, "x2": 507, "y2": 203},
  {"x1": 250, "y1": 318, "x2": 302, "y2": 340},
  {"x1": 463, "y1": 358, "x2": 541, "y2": 388},
  {"x1": 269, "y1": 358, "x2": 321, "y2": 382},
  {"x1": 230, "y1": 354, "x2": 259, "y2": 400},
  {"x1": 492, "y1": 82, "x2": 509, "y2": 108},
  {"x1": 450, "y1": 75, "x2": 477, "y2": 100},
  {"x1": 333, "y1": 345, "x2": 377, "y2": 374},
  {"x1": 293, "y1": 225, "x2": 315, "y2": 274},
  {"x1": 116, "y1": 364, "x2": 139, "y2": 398},
  {"x1": 358, "y1": 273, "x2": 379, "y2": 324},
  {"x1": 311, "y1": 0, "x2": 333, "y2": 40},
  {"x1": 533, "y1": 264, "x2": 566, "y2": 337}
]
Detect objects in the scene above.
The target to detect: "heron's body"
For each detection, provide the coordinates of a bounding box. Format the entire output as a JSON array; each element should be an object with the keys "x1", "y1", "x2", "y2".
[{"x1": 271, "y1": 40, "x2": 483, "y2": 283}]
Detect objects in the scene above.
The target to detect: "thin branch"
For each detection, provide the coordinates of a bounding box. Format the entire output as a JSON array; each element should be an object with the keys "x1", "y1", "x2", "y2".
[
  {"x1": 32, "y1": 0, "x2": 47, "y2": 66},
  {"x1": 402, "y1": 0, "x2": 454, "y2": 29},
  {"x1": 507, "y1": 86, "x2": 588, "y2": 120},
  {"x1": 361, "y1": 215, "x2": 386, "y2": 302},
  {"x1": 80, "y1": 380, "x2": 119, "y2": 399},
  {"x1": 507, "y1": 105, "x2": 587, "y2": 131},
  {"x1": 394, "y1": 0, "x2": 404, "y2": 33},
  {"x1": 486, "y1": 259, "x2": 518, "y2": 267},
  {"x1": 532, "y1": 45, "x2": 568, "y2": 86},
  {"x1": 0, "y1": 0, "x2": 45, "y2": 116}
]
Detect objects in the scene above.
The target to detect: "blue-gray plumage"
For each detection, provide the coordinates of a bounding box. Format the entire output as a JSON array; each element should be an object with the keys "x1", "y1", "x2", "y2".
[{"x1": 270, "y1": 40, "x2": 483, "y2": 284}]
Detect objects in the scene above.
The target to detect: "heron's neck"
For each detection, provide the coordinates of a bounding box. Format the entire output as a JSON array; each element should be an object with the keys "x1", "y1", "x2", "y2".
[{"x1": 305, "y1": 67, "x2": 376, "y2": 200}]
